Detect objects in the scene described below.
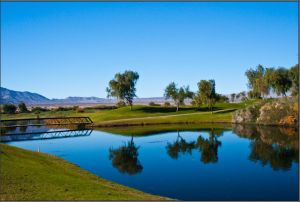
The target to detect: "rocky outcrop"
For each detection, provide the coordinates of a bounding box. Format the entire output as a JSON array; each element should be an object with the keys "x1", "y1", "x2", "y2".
[
  {"x1": 232, "y1": 98, "x2": 298, "y2": 127},
  {"x1": 232, "y1": 103, "x2": 263, "y2": 124}
]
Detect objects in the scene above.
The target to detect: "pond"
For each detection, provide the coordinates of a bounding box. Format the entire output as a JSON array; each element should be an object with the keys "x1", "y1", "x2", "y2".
[{"x1": 2, "y1": 124, "x2": 299, "y2": 200}]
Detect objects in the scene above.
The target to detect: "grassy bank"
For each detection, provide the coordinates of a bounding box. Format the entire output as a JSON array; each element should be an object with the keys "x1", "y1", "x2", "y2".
[
  {"x1": 1, "y1": 101, "x2": 257, "y2": 126},
  {"x1": 0, "y1": 144, "x2": 167, "y2": 200}
]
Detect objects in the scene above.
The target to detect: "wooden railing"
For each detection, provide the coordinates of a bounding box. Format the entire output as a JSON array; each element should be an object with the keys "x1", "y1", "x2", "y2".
[{"x1": 0, "y1": 117, "x2": 93, "y2": 128}]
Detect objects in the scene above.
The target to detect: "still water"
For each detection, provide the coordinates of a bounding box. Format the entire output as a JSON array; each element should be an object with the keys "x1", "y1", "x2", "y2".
[{"x1": 3, "y1": 124, "x2": 299, "y2": 200}]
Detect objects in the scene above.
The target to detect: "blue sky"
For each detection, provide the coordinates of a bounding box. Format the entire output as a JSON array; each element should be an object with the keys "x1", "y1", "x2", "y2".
[{"x1": 1, "y1": 2, "x2": 298, "y2": 99}]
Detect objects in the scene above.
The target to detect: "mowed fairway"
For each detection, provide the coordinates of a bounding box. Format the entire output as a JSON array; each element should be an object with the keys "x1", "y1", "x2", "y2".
[
  {"x1": 0, "y1": 144, "x2": 167, "y2": 200},
  {"x1": 1, "y1": 100, "x2": 258, "y2": 126}
]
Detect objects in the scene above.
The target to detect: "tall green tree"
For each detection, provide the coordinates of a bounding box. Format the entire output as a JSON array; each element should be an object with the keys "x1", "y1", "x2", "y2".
[
  {"x1": 164, "y1": 82, "x2": 194, "y2": 112},
  {"x1": 106, "y1": 70, "x2": 139, "y2": 110},
  {"x1": 289, "y1": 64, "x2": 299, "y2": 96},
  {"x1": 245, "y1": 65, "x2": 269, "y2": 98},
  {"x1": 267, "y1": 67, "x2": 291, "y2": 96},
  {"x1": 198, "y1": 80, "x2": 216, "y2": 112},
  {"x1": 18, "y1": 102, "x2": 28, "y2": 113}
]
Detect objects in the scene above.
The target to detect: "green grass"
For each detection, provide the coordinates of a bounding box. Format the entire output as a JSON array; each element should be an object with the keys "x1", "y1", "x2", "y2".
[
  {"x1": 1, "y1": 100, "x2": 259, "y2": 126},
  {"x1": 0, "y1": 144, "x2": 168, "y2": 200}
]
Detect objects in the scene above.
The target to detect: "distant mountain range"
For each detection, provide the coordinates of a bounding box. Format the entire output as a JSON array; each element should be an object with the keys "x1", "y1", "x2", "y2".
[
  {"x1": 0, "y1": 87, "x2": 172, "y2": 105},
  {"x1": 1, "y1": 87, "x2": 51, "y2": 104}
]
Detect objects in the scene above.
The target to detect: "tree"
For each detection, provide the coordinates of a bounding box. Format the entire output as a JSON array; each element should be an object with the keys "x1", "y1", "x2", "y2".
[
  {"x1": 289, "y1": 64, "x2": 299, "y2": 96},
  {"x1": 193, "y1": 93, "x2": 202, "y2": 109},
  {"x1": 106, "y1": 70, "x2": 139, "y2": 110},
  {"x1": 2, "y1": 104, "x2": 17, "y2": 114},
  {"x1": 18, "y1": 102, "x2": 28, "y2": 113},
  {"x1": 215, "y1": 93, "x2": 229, "y2": 103},
  {"x1": 248, "y1": 90, "x2": 261, "y2": 99},
  {"x1": 164, "y1": 82, "x2": 194, "y2": 111},
  {"x1": 245, "y1": 65, "x2": 269, "y2": 98},
  {"x1": 198, "y1": 80, "x2": 216, "y2": 112},
  {"x1": 230, "y1": 93, "x2": 236, "y2": 102},
  {"x1": 268, "y1": 68, "x2": 292, "y2": 96}
]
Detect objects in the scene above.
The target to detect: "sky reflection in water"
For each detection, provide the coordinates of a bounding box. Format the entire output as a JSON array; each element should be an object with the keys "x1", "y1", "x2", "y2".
[{"x1": 5, "y1": 124, "x2": 299, "y2": 201}]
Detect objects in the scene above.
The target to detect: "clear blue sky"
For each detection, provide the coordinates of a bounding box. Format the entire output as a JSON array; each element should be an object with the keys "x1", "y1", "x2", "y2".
[{"x1": 1, "y1": 2, "x2": 298, "y2": 99}]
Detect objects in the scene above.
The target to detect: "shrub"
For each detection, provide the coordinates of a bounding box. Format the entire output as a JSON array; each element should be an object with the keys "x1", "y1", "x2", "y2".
[
  {"x1": 116, "y1": 101, "x2": 126, "y2": 108},
  {"x1": 2, "y1": 104, "x2": 17, "y2": 114},
  {"x1": 164, "y1": 102, "x2": 171, "y2": 107},
  {"x1": 31, "y1": 107, "x2": 49, "y2": 113},
  {"x1": 55, "y1": 107, "x2": 73, "y2": 111},
  {"x1": 72, "y1": 106, "x2": 79, "y2": 111},
  {"x1": 149, "y1": 102, "x2": 160, "y2": 106},
  {"x1": 76, "y1": 108, "x2": 84, "y2": 113},
  {"x1": 18, "y1": 102, "x2": 28, "y2": 113},
  {"x1": 149, "y1": 102, "x2": 155, "y2": 106},
  {"x1": 257, "y1": 100, "x2": 297, "y2": 126},
  {"x1": 84, "y1": 105, "x2": 117, "y2": 110}
]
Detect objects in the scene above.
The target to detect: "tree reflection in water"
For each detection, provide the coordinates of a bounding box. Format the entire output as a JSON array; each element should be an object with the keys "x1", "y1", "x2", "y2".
[
  {"x1": 166, "y1": 129, "x2": 223, "y2": 164},
  {"x1": 109, "y1": 136, "x2": 143, "y2": 175},
  {"x1": 233, "y1": 124, "x2": 299, "y2": 171},
  {"x1": 166, "y1": 131, "x2": 195, "y2": 159}
]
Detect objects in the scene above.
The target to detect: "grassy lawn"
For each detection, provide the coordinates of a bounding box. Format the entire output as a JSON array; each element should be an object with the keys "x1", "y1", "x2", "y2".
[
  {"x1": 0, "y1": 144, "x2": 167, "y2": 200},
  {"x1": 1, "y1": 100, "x2": 258, "y2": 126}
]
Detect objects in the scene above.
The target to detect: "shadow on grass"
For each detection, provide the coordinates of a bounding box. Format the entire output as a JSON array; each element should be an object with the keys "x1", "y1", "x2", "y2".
[
  {"x1": 213, "y1": 108, "x2": 237, "y2": 114},
  {"x1": 133, "y1": 106, "x2": 232, "y2": 113},
  {"x1": 134, "y1": 106, "x2": 198, "y2": 113}
]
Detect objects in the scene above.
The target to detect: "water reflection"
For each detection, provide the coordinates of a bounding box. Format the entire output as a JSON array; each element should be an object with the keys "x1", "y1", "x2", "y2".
[
  {"x1": 233, "y1": 124, "x2": 299, "y2": 170},
  {"x1": 166, "y1": 128, "x2": 223, "y2": 163},
  {"x1": 1, "y1": 124, "x2": 90, "y2": 136},
  {"x1": 165, "y1": 125, "x2": 298, "y2": 169},
  {"x1": 4, "y1": 124, "x2": 298, "y2": 200},
  {"x1": 0, "y1": 124, "x2": 93, "y2": 142},
  {"x1": 109, "y1": 136, "x2": 143, "y2": 175},
  {"x1": 166, "y1": 131, "x2": 195, "y2": 159}
]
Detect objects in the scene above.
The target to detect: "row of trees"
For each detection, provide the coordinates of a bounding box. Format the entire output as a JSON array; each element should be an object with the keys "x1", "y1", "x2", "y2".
[
  {"x1": 165, "y1": 80, "x2": 228, "y2": 112},
  {"x1": 106, "y1": 64, "x2": 298, "y2": 111},
  {"x1": 245, "y1": 64, "x2": 298, "y2": 98},
  {"x1": 230, "y1": 91, "x2": 247, "y2": 102},
  {"x1": 106, "y1": 70, "x2": 228, "y2": 112},
  {"x1": 1, "y1": 102, "x2": 28, "y2": 114}
]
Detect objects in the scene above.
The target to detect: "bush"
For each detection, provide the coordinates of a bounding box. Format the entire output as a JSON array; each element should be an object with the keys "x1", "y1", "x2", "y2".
[
  {"x1": 31, "y1": 107, "x2": 49, "y2": 113},
  {"x1": 18, "y1": 102, "x2": 28, "y2": 113},
  {"x1": 2, "y1": 104, "x2": 17, "y2": 114},
  {"x1": 149, "y1": 102, "x2": 160, "y2": 106},
  {"x1": 84, "y1": 105, "x2": 117, "y2": 110},
  {"x1": 164, "y1": 102, "x2": 171, "y2": 107},
  {"x1": 116, "y1": 101, "x2": 126, "y2": 108},
  {"x1": 257, "y1": 100, "x2": 297, "y2": 126},
  {"x1": 55, "y1": 107, "x2": 73, "y2": 111},
  {"x1": 72, "y1": 106, "x2": 79, "y2": 111},
  {"x1": 76, "y1": 108, "x2": 84, "y2": 113}
]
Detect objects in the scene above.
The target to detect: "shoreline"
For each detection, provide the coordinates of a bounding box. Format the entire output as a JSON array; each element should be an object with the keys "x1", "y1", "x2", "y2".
[{"x1": 0, "y1": 143, "x2": 170, "y2": 200}]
